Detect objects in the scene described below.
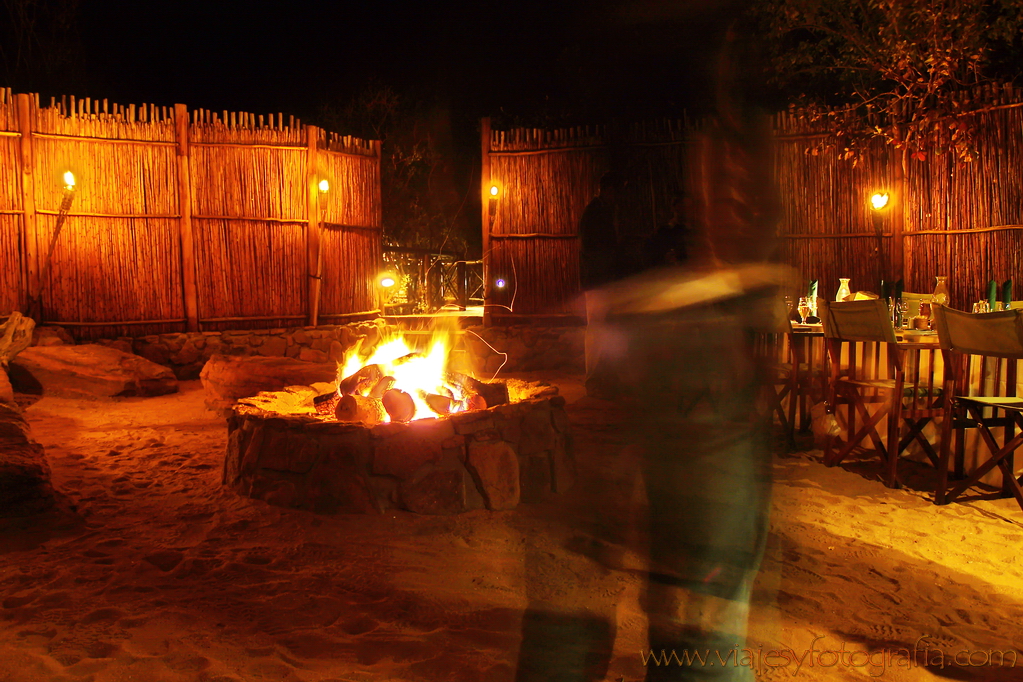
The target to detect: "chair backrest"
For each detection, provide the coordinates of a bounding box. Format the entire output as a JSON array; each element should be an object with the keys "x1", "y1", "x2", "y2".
[
  {"x1": 932, "y1": 305, "x2": 1023, "y2": 359},
  {"x1": 822, "y1": 299, "x2": 897, "y2": 343},
  {"x1": 901, "y1": 291, "x2": 930, "y2": 319}
]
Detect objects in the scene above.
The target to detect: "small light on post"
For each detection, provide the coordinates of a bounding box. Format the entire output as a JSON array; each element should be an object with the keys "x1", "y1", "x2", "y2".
[
  {"x1": 495, "y1": 278, "x2": 506, "y2": 289},
  {"x1": 487, "y1": 182, "x2": 500, "y2": 218},
  {"x1": 30, "y1": 171, "x2": 78, "y2": 319},
  {"x1": 870, "y1": 192, "x2": 890, "y2": 211},
  {"x1": 379, "y1": 275, "x2": 396, "y2": 289},
  {"x1": 318, "y1": 179, "x2": 330, "y2": 193}
]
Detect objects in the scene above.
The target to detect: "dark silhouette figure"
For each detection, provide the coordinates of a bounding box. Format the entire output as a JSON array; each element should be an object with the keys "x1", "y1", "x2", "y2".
[{"x1": 579, "y1": 172, "x2": 624, "y2": 290}]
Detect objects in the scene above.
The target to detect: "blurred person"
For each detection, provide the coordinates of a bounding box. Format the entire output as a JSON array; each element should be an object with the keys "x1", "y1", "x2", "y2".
[
  {"x1": 580, "y1": 171, "x2": 630, "y2": 398},
  {"x1": 584, "y1": 32, "x2": 789, "y2": 680}
]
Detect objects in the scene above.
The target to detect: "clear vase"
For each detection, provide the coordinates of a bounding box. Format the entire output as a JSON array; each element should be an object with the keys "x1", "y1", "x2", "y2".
[
  {"x1": 836, "y1": 278, "x2": 851, "y2": 302},
  {"x1": 932, "y1": 276, "x2": 950, "y2": 307}
]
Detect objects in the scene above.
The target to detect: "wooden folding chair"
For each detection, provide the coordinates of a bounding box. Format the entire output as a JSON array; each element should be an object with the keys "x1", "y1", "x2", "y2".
[
  {"x1": 822, "y1": 300, "x2": 944, "y2": 488},
  {"x1": 752, "y1": 302, "x2": 798, "y2": 451},
  {"x1": 932, "y1": 305, "x2": 1023, "y2": 510}
]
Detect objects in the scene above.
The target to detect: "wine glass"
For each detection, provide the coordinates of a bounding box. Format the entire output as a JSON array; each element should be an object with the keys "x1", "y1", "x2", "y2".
[
  {"x1": 797, "y1": 297, "x2": 812, "y2": 324},
  {"x1": 973, "y1": 301, "x2": 990, "y2": 314}
]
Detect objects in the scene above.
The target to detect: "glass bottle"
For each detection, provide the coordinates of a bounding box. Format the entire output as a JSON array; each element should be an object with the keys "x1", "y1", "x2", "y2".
[
  {"x1": 836, "y1": 278, "x2": 852, "y2": 302},
  {"x1": 932, "y1": 276, "x2": 950, "y2": 307}
]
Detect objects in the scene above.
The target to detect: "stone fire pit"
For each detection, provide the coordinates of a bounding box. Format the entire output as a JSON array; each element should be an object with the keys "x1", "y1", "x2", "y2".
[{"x1": 222, "y1": 379, "x2": 574, "y2": 514}]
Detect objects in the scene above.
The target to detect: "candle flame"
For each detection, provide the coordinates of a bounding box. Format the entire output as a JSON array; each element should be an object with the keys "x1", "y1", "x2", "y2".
[
  {"x1": 63, "y1": 171, "x2": 76, "y2": 188},
  {"x1": 318, "y1": 179, "x2": 330, "y2": 193}
]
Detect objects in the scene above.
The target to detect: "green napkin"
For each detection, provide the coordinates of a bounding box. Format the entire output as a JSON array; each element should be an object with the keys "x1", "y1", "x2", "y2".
[
  {"x1": 1003, "y1": 280, "x2": 1013, "y2": 308},
  {"x1": 988, "y1": 280, "x2": 998, "y2": 311}
]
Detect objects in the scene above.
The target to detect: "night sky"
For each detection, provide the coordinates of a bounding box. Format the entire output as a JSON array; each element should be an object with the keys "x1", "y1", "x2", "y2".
[
  {"x1": 43, "y1": 0, "x2": 747, "y2": 125},
  {"x1": 3, "y1": 0, "x2": 751, "y2": 251}
]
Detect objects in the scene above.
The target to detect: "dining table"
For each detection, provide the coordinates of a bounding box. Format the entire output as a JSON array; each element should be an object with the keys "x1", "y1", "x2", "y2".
[{"x1": 786, "y1": 322, "x2": 1023, "y2": 489}]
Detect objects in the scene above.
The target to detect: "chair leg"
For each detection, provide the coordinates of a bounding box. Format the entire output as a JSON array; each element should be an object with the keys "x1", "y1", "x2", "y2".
[
  {"x1": 823, "y1": 397, "x2": 840, "y2": 466},
  {"x1": 935, "y1": 403, "x2": 956, "y2": 505},
  {"x1": 1003, "y1": 417, "x2": 1016, "y2": 499},
  {"x1": 886, "y1": 400, "x2": 901, "y2": 489}
]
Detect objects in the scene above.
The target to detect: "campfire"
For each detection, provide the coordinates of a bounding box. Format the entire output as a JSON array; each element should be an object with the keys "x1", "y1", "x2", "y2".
[
  {"x1": 222, "y1": 329, "x2": 574, "y2": 515},
  {"x1": 312, "y1": 334, "x2": 507, "y2": 425}
]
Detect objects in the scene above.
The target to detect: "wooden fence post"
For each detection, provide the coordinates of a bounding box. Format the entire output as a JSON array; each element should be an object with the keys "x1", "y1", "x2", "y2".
[
  {"x1": 306, "y1": 125, "x2": 321, "y2": 327},
  {"x1": 480, "y1": 117, "x2": 491, "y2": 326},
  {"x1": 893, "y1": 148, "x2": 906, "y2": 283},
  {"x1": 16, "y1": 94, "x2": 38, "y2": 316},
  {"x1": 174, "y1": 103, "x2": 200, "y2": 332},
  {"x1": 456, "y1": 260, "x2": 467, "y2": 310},
  {"x1": 374, "y1": 139, "x2": 384, "y2": 315}
]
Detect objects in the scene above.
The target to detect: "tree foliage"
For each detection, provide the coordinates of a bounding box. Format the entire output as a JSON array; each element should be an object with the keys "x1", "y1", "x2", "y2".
[
  {"x1": 746, "y1": 0, "x2": 1023, "y2": 161},
  {"x1": 316, "y1": 85, "x2": 472, "y2": 254},
  {"x1": 0, "y1": 0, "x2": 86, "y2": 94}
]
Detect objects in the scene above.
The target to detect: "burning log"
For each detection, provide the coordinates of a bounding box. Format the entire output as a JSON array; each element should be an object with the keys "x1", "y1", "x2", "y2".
[
  {"x1": 338, "y1": 363, "x2": 383, "y2": 396},
  {"x1": 466, "y1": 394, "x2": 488, "y2": 411},
  {"x1": 445, "y1": 371, "x2": 509, "y2": 407},
  {"x1": 393, "y1": 352, "x2": 424, "y2": 366},
  {"x1": 313, "y1": 390, "x2": 341, "y2": 415},
  {"x1": 335, "y1": 394, "x2": 386, "y2": 425},
  {"x1": 368, "y1": 375, "x2": 396, "y2": 399},
  {"x1": 419, "y1": 390, "x2": 453, "y2": 416},
  {"x1": 382, "y1": 389, "x2": 415, "y2": 423}
]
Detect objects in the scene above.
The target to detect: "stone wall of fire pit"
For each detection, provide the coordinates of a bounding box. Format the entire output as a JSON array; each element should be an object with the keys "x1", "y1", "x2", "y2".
[
  {"x1": 223, "y1": 390, "x2": 574, "y2": 515},
  {"x1": 76, "y1": 320, "x2": 584, "y2": 379},
  {"x1": 112, "y1": 320, "x2": 395, "y2": 379}
]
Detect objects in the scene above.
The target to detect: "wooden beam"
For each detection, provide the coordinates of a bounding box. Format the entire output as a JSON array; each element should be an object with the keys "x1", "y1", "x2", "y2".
[
  {"x1": 480, "y1": 117, "x2": 491, "y2": 327},
  {"x1": 373, "y1": 139, "x2": 384, "y2": 314},
  {"x1": 16, "y1": 94, "x2": 37, "y2": 316},
  {"x1": 175, "y1": 103, "x2": 200, "y2": 332},
  {"x1": 306, "y1": 125, "x2": 322, "y2": 327},
  {"x1": 893, "y1": 149, "x2": 906, "y2": 283}
]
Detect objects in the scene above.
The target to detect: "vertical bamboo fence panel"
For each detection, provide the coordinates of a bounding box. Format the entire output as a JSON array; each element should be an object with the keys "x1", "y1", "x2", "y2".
[
  {"x1": 489, "y1": 85, "x2": 1023, "y2": 317},
  {"x1": 318, "y1": 132, "x2": 383, "y2": 322},
  {"x1": 775, "y1": 83, "x2": 1023, "y2": 308},
  {"x1": 483, "y1": 119, "x2": 692, "y2": 318},
  {"x1": 0, "y1": 89, "x2": 23, "y2": 314},
  {"x1": 0, "y1": 91, "x2": 382, "y2": 339}
]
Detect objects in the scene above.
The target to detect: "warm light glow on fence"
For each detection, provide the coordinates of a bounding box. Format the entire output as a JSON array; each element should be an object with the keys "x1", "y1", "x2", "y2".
[
  {"x1": 63, "y1": 171, "x2": 76, "y2": 189},
  {"x1": 870, "y1": 192, "x2": 889, "y2": 210},
  {"x1": 318, "y1": 179, "x2": 330, "y2": 193}
]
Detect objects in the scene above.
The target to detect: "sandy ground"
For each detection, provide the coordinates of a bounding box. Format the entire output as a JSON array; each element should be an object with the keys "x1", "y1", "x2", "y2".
[{"x1": 1, "y1": 372, "x2": 1022, "y2": 682}]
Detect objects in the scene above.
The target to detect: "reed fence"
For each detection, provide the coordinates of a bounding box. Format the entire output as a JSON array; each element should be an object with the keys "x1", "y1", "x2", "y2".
[
  {"x1": 774, "y1": 82, "x2": 1023, "y2": 308},
  {"x1": 0, "y1": 89, "x2": 381, "y2": 340},
  {"x1": 484, "y1": 84, "x2": 1023, "y2": 317},
  {"x1": 481, "y1": 118, "x2": 693, "y2": 318}
]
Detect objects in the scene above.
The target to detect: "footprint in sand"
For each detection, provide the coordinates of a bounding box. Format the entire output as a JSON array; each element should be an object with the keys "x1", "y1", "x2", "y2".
[
  {"x1": 161, "y1": 651, "x2": 211, "y2": 672},
  {"x1": 80, "y1": 607, "x2": 125, "y2": 624}
]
